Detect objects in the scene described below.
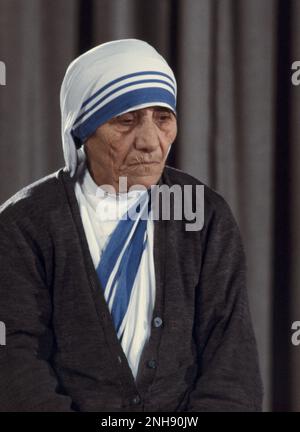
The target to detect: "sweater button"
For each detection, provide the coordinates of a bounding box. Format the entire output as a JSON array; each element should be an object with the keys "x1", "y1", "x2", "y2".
[
  {"x1": 147, "y1": 359, "x2": 157, "y2": 369},
  {"x1": 132, "y1": 395, "x2": 141, "y2": 405},
  {"x1": 153, "y1": 317, "x2": 163, "y2": 327}
]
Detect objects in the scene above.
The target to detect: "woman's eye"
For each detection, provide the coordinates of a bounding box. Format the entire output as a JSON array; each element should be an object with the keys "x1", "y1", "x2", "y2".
[
  {"x1": 157, "y1": 112, "x2": 172, "y2": 122},
  {"x1": 118, "y1": 114, "x2": 135, "y2": 125}
]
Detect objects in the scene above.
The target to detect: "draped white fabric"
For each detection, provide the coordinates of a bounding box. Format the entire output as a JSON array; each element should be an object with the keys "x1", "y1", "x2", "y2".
[{"x1": 74, "y1": 157, "x2": 156, "y2": 380}]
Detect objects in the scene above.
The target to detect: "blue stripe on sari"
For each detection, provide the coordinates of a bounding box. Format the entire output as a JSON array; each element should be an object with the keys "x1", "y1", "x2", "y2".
[{"x1": 96, "y1": 189, "x2": 151, "y2": 334}]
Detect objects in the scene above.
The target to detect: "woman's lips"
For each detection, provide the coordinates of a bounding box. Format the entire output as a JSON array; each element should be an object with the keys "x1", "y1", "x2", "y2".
[{"x1": 129, "y1": 161, "x2": 160, "y2": 166}]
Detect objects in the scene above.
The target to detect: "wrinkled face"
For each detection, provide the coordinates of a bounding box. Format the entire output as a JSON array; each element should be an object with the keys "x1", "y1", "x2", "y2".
[{"x1": 84, "y1": 106, "x2": 177, "y2": 191}]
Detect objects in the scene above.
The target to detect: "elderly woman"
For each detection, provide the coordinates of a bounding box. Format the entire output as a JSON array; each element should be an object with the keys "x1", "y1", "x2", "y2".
[{"x1": 0, "y1": 39, "x2": 263, "y2": 412}]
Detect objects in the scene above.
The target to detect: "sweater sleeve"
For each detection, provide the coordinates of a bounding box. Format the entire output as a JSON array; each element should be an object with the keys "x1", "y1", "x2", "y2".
[
  {"x1": 184, "y1": 194, "x2": 263, "y2": 412},
  {"x1": 0, "y1": 220, "x2": 75, "y2": 412}
]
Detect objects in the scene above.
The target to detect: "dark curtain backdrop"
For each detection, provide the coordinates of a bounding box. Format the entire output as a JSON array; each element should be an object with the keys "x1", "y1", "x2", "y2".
[{"x1": 1, "y1": 0, "x2": 300, "y2": 412}]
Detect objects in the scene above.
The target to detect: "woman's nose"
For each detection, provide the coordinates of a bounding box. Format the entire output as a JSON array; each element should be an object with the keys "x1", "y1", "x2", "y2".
[{"x1": 134, "y1": 118, "x2": 160, "y2": 152}]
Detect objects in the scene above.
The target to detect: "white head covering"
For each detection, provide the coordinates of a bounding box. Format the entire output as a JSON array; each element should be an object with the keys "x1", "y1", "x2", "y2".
[{"x1": 60, "y1": 39, "x2": 177, "y2": 177}]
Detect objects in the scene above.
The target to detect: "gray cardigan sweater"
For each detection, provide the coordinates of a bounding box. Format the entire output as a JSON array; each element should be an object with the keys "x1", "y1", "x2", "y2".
[{"x1": 0, "y1": 165, "x2": 263, "y2": 412}]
